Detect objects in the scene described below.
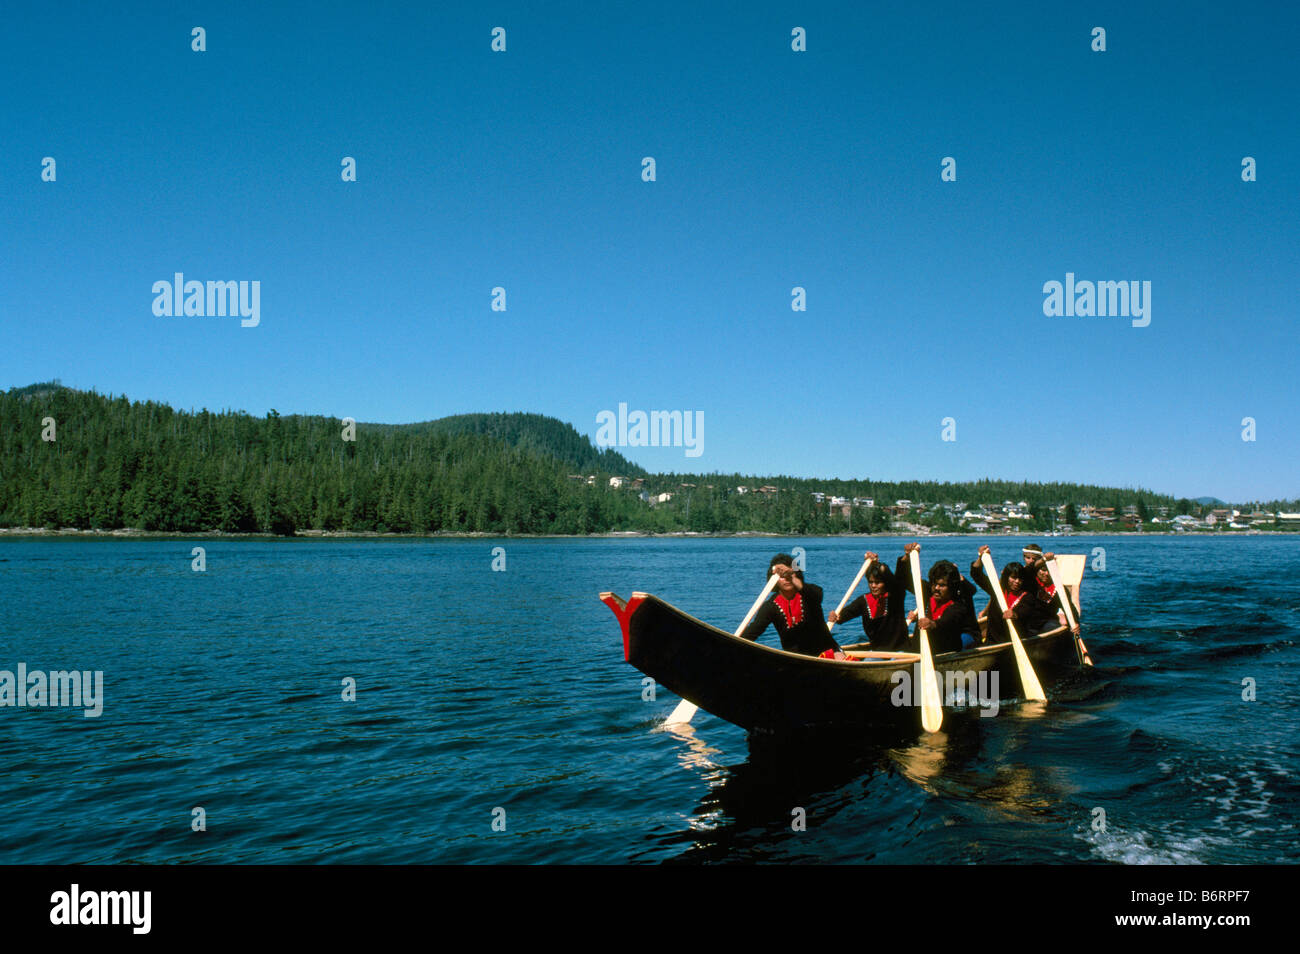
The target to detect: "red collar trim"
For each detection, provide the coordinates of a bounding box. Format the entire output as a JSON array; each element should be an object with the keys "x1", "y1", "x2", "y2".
[
  {"x1": 774, "y1": 593, "x2": 803, "y2": 627},
  {"x1": 930, "y1": 597, "x2": 954, "y2": 620}
]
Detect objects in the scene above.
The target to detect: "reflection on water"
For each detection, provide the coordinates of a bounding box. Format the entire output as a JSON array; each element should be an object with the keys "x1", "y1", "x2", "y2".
[
  {"x1": 660, "y1": 722, "x2": 723, "y2": 774},
  {"x1": 888, "y1": 712, "x2": 1063, "y2": 815},
  {"x1": 656, "y1": 724, "x2": 915, "y2": 862},
  {"x1": 657, "y1": 694, "x2": 1147, "y2": 862}
]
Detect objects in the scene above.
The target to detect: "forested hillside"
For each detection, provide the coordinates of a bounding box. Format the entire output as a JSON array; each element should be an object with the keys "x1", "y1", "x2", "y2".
[
  {"x1": 0, "y1": 385, "x2": 625, "y2": 534},
  {"x1": 402, "y1": 412, "x2": 644, "y2": 477},
  {"x1": 0, "y1": 383, "x2": 1245, "y2": 535}
]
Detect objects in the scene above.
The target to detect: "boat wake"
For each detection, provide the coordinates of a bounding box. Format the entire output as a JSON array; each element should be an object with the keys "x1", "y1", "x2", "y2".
[{"x1": 1077, "y1": 822, "x2": 1208, "y2": 864}]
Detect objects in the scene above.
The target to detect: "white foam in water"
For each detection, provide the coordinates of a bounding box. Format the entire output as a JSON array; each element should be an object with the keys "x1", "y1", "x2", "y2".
[
  {"x1": 1080, "y1": 755, "x2": 1287, "y2": 863},
  {"x1": 1091, "y1": 761, "x2": 1283, "y2": 863},
  {"x1": 1197, "y1": 766, "x2": 1275, "y2": 822},
  {"x1": 1079, "y1": 824, "x2": 1207, "y2": 865}
]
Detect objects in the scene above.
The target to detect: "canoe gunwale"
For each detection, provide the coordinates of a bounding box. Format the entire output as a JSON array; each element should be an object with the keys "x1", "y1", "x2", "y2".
[
  {"x1": 601, "y1": 590, "x2": 1086, "y2": 732},
  {"x1": 605, "y1": 590, "x2": 1070, "y2": 668}
]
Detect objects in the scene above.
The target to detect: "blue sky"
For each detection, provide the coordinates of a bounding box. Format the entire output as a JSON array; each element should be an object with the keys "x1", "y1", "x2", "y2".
[{"x1": 3, "y1": 2, "x2": 1296, "y2": 501}]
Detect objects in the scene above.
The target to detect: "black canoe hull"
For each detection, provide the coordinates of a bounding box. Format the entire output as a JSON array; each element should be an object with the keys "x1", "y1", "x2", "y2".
[{"x1": 601, "y1": 591, "x2": 1085, "y2": 734}]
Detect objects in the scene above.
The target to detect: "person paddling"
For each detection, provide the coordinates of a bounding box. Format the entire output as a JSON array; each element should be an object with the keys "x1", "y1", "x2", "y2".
[
  {"x1": 1019, "y1": 549, "x2": 1082, "y2": 636},
  {"x1": 827, "y1": 551, "x2": 909, "y2": 651},
  {"x1": 741, "y1": 554, "x2": 843, "y2": 657},
  {"x1": 897, "y1": 543, "x2": 971, "y2": 655},
  {"x1": 970, "y1": 544, "x2": 1027, "y2": 643}
]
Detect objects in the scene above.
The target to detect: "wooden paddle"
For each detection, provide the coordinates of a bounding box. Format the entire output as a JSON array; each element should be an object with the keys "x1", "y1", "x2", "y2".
[
  {"x1": 1043, "y1": 557, "x2": 1093, "y2": 666},
  {"x1": 826, "y1": 555, "x2": 873, "y2": 635},
  {"x1": 907, "y1": 548, "x2": 944, "y2": 733},
  {"x1": 980, "y1": 550, "x2": 1047, "y2": 702},
  {"x1": 664, "y1": 572, "x2": 780, "y2": 725}
]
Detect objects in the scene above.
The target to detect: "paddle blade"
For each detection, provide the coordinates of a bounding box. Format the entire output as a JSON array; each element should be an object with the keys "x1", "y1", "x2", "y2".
[
  {"x1": 1053, "y1": 554, "x2": 1086, "y2": 588},
  {"x1": 918, "y1": 631, "x2": 943, "y2": 733},
  {"x1": 1010, "y1": 631, "x2": 1047, "y2": 702},
  {"x1": 906, "y1": 548, "x2": 942, "y2": 731},
  {"x1": 665, "y1": 698, "x2": 697, "y2": 725}
]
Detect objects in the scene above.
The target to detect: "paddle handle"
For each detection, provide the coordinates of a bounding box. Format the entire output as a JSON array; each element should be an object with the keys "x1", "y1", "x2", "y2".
[
  {"x1": 733, "y1": 572, "x2": 780, "y2": 637},
  {"x1": 827, "y1": 557, "x2": 872, "y2": 632},
  {"x1": 908, "y1": 548, "x2": 927, "y2": 620},
  {"x1": 980, "y1": 551, "x2": 1019, "y2": 635}
]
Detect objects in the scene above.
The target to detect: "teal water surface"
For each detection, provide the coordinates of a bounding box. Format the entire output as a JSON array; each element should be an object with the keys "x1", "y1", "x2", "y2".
[{"x1": 0, "y1": 535, "x2": 1295, "y2": 864}]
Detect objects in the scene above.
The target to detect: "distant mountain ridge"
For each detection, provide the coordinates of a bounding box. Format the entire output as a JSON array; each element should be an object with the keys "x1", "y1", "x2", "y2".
[
  {"x1": 391, "y1": 412, "x2": 645, "y2": 477},
  {"x1": 7, "y1": 380, "x2": 68, "y2": 400},
  {"x1": 4, "y1": 383, "x2": 642, "y2": 477}
]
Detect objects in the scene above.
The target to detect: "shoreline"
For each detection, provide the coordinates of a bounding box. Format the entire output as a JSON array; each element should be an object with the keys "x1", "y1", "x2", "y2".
[{"x1": 1, "y1": 527, "x2": 1296, "y2": 541}]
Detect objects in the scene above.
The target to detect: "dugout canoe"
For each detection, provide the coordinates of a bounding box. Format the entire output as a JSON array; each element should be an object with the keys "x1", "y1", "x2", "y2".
[{"x1": 599, "y1": 589, "x2": 1087, "y2": 734}]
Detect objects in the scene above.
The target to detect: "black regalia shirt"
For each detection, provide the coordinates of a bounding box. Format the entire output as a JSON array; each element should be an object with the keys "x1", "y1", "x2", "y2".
[{"x1": 741, "y1": 583, "x2": 840, "y2": 657}]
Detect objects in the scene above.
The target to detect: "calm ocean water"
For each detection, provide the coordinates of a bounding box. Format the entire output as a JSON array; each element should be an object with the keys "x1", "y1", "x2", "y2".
[{"x1": 0, "y1": 535, "x2": 1295, "y2": 864}]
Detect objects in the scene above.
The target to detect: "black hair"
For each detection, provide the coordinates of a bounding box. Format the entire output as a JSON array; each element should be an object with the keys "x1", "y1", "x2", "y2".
[
  {"x1": 768, "y1": 553, "x2": 803, "y2": 582},
  {"x1": 928, "y1": 560, "x2": 960, "y2": 587},
  {"x1": 866, "y1": 564, "x2": 888, "y2": 584},
  {"x1": 1001, "y1": 562, "x2": 1024, "y2": 589}
]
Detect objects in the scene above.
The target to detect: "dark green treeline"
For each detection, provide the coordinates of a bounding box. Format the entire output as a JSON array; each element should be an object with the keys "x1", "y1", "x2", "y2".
[
  {"x1": 0, "y1": 385, "x2": 639, "y2": 534},
  {"x1": 0, "y1": 383, "x2": 1204, "y2": 535}
]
